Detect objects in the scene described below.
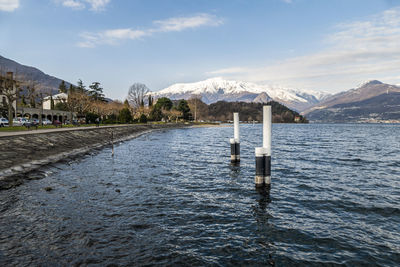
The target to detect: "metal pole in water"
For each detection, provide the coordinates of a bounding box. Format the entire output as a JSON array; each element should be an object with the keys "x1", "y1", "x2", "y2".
[
  {"x1": 255, "y1": 147, "x2": 267, "y2": 186},
  {"x1": 264, "y1": 105, "x2": 272, "y2": 185},
  {"x1": 230, "y1": 112, "x2": 240, "y2": 163},
  {"x1": 255, "y1": 105, "x2": 272, "y2": 187},
  {"x1": 111, "y1": 131, "x2": 114, "y2": 157}
]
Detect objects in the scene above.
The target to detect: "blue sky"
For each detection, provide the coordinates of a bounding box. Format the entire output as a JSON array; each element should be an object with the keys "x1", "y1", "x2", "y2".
[{"x1": 1, "y1": 0, "x2": 400, "y2": 99}]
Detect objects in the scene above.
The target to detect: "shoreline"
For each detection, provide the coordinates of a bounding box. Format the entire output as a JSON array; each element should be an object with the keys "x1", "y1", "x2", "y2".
[
  {"x1": 0, "y1": 124, "x2": 145, "y2": 137},
  {"x1": 0, "y1": 123, "x2": 189, "y2": 189}
]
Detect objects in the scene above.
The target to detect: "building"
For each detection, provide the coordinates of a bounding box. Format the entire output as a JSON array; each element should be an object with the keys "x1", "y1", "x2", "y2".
[{"x1": 42, "y1": 93, "x2": 68, "y2": 110}]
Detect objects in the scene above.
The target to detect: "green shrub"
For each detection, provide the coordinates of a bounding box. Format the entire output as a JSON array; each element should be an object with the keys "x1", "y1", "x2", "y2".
[
  {"x1": 118, "y1": 107, "x2": 133, "y2": 123},
  {"x1": 139, "y1": 114, "x2": 147, "y2": 123}
]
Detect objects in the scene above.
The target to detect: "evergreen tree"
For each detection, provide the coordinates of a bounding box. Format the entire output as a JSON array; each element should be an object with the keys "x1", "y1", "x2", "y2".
[
  {"x1": 139, "y1": 114, "x2": 147, "y2": 123},
  {"x1": 118, "y1": 107, "x2": 133, "y2": 123},
  {"x1": 148, "y1": 95, "x2": 153, "y2": 107},
  {"x1": 85, "y1": 112, "x2": 99, "y2": 124},
  {"x1": 149, "y1": 106, "x2": 162, "y2": 121},
  {"x1": 59, "y1": 80, "x2": 67, "y2": 93},
  {"x1": 77, "y1": 79, "x2": 85, "y2": 92},
  {"x1": 154, "y1": 97, "x2": 173, "y2": 110},
  {"x1": 89, "y1": 82, "x2": 105, "y2": 101},
  {"x1": 124, "y1": 99, "x2": 130, "y2": 107},
  {"x1": 69, "y1": 84, "x2": 75, "y2": 94},
  {"x1": 177, "y1": 99, "x2": 191, "y2": 120},
  {"x1": 140, "y1": 99, "x2": 144, "y2": 108}
]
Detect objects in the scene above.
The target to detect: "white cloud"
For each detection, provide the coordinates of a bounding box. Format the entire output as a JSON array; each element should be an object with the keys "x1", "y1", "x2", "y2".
[
  {"x1": 78, "y1": 29, "x2": 148, "y2": 47},
  {"x1": 85, "y1": 0, "x2": 110, "y2": 11},
  {"x1": 206, "y1": 7, "x2": 400, "y2": 92},
  {"x1": 78, "y1": 13, "x2": 223, "y2": 48},
  {"x1": 60, "y1": 0, "x2": 110, "y2": 11},
  {"x1": 62, "y1": 0, "x2": 84, "y2": 9},
  {"x1": 153, "y1": 14, "x2": 223, "y2": 32},
  {"x1": 0, "y1": 0, "x2": 19, "y2": 12}
]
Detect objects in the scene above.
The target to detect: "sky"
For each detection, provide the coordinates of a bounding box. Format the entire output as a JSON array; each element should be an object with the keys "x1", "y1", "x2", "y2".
[{"x1": 1, "y1": 0, "x2": 400, "y2": 100}]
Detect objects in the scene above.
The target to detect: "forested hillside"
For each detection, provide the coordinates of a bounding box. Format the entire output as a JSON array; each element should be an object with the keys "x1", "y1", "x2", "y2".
[{"x1": 186, "y1": 99, "x2": 307, "y2": 123}]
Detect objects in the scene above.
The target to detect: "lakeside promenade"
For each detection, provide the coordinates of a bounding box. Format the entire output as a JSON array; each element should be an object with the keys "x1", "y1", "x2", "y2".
[{"x1": 0, "y1": 124, "x2": 141, "y2": 137}]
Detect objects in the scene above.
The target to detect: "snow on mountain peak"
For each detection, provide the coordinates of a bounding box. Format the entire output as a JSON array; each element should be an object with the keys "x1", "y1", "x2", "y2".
[
  {"x1": 155, "y1": 77, "x2": 264, "y2": 95},
  {"x1": 152, "y1": 77, "x2": 331, "y2": 111},
  {"x1": 357, "y1": 80, "x2": 383, "y2": 88}
]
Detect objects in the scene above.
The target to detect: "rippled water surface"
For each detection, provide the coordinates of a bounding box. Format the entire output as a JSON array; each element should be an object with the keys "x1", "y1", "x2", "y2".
[{"x1": 1, "y1": 124, "x2": 400, "y2": 266}]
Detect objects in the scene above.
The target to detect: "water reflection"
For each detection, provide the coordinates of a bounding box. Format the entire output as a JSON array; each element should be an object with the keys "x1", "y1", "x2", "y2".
[
  {"x1": 253, "y1": 183, "x2": 275, "y2": 266},
  {"x1": 229, "y1": 162, "x2": 240, "y2": 179},
  {"x1": 230, "y1": 161, "x2": 240, "y2": 167},
  {"x1": 255, "y1": 186, "x2": 271, "y2": 211}
]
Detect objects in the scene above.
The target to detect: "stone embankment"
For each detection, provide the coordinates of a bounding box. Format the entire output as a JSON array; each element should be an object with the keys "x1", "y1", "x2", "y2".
[{"x1": 0, "y1": 124, "x2": 186, "y2": 189}]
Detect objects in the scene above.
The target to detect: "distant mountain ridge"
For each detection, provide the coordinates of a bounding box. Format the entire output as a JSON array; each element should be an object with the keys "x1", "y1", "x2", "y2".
[
  {"x1": 304, "y1": 81, "x2": 400, "y2": 122},
  {"x1": 152, "y1": 77, "x2": 331, "y2": 112},
  {"x1": 0, "y1": 55, "x2": 71, "y2": 93},
  {"x1": 3, "y1": 54, "x2": 398, "y2": 123}
]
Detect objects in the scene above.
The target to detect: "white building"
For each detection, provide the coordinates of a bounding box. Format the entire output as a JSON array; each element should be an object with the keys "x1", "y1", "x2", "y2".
[{"x1": 43, "y1": 93, "x2": 68, "y2": 110}]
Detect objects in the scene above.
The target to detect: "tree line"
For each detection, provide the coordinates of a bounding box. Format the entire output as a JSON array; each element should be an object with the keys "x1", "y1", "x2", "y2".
[
  {"x1": 205, "y1": 100, "x2": 308, "y2": 123},
  {"x1": 1, "y1": 73, "x2": 307, "y2": 125}
]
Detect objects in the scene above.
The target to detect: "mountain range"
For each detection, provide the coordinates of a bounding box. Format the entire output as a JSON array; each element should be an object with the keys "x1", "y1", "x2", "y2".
[
  {"x1": 2, "y1": 54, "x2": 399, "y2": 123},
  {"x1": 152, "y1": 77, "x2": 330, "y2": 112},
  {"x1": 303, "y1": 80, "x2": 400, "y2": 122},
  {"x1": 0, "y1": 55, "x2": 70, "y2": 93},
  {"x1": 153, "y1": 78, "x2": 400, "y2": 122}
]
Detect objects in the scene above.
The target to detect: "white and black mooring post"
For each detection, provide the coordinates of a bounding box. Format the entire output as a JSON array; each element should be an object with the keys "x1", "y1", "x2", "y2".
[
  {"x1": 230, "y1": 112, "x2": 240, "y2": 163},
  {"x1": 255, "y1": 105, "x2": 272, "y2": 187}
]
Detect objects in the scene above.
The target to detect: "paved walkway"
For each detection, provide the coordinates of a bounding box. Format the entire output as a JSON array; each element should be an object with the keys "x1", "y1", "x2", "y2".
[{"x1": 0, "y1": 125, "x2": 134, "y2": 137}]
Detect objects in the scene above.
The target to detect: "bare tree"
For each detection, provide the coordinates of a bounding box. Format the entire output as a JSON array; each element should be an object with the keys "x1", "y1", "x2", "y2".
[
  {"x1": 106, "y1": 100, "x2": 124, "y2": 118},
  {"x1": 65, "y1": 90, "x2": 92, "y2": 120},
  {"x1": 37, "y1": 89, "x2": 52, "y2": 125},
  {"x1": 0, "y1": 72, "x2": 19, "y2": 126},
  {"x1": 188, "y1": 95, "x2": 208, "y2": 121},
  {"x1": 26, "y1": 79, "x2": 39, "y2": 108},
  {"x1": 127, "y1": 83, "x2": 149, "y2": 109}
]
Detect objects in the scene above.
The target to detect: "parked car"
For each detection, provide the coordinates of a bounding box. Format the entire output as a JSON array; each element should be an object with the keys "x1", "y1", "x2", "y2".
[
  {"x1": 19, "y1": 118, "x2": 32, "y2": 127},
  {"x1": 0, "y1": 118, "x2": 9, "y2": 127},
  {"x1": 42, "y1": 119, "x2": 52, "y2": 125},
  {"x1": 12, "y1": 118, "x2": 22, "y2": 126},
  {"x1": 29, "y1": 118, "x2": 39, "y2": 127},
  {"x1": 13, "y1": 118, "x2": 31, "y2": 127},
  {"x1": 53, "y1": 120, "x2": 61, "y2": 127},
  {"x1": 65, "y1": 119, "x2": 79, "y2": 125}
]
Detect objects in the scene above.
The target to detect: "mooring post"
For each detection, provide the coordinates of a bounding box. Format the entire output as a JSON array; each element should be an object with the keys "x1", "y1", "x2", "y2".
[
  {"x1": 255, "y1": 105, "x2": 272, "y2": 187},
  {"x1": 111, "y1": 131, "x2": 114, "y2": 157},
  {"x1": 230, "y1": 112, "x2": 240, "y2": 163},
  {"x1": 255, "y1": 147, "x2": 267, "y2": 186},
  {"x1": 264, "y1": 105, "x2": 272, "y2": 185}
]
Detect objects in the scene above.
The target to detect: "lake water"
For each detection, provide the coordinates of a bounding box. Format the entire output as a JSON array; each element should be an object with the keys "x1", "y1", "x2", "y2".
[{"x1": 1, "y1": 124, "x2": 400, "y2": 266}]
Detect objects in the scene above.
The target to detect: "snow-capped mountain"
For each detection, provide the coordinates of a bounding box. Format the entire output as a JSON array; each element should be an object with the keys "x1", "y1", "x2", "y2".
[{"x1": 151, "y1": 77, "x2": 330, "y2": 111}]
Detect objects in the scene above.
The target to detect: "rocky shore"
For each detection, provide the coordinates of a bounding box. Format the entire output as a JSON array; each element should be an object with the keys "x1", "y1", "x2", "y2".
[{"x1": 0, "y1": 123, "x2": 188, "y2": 189}]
